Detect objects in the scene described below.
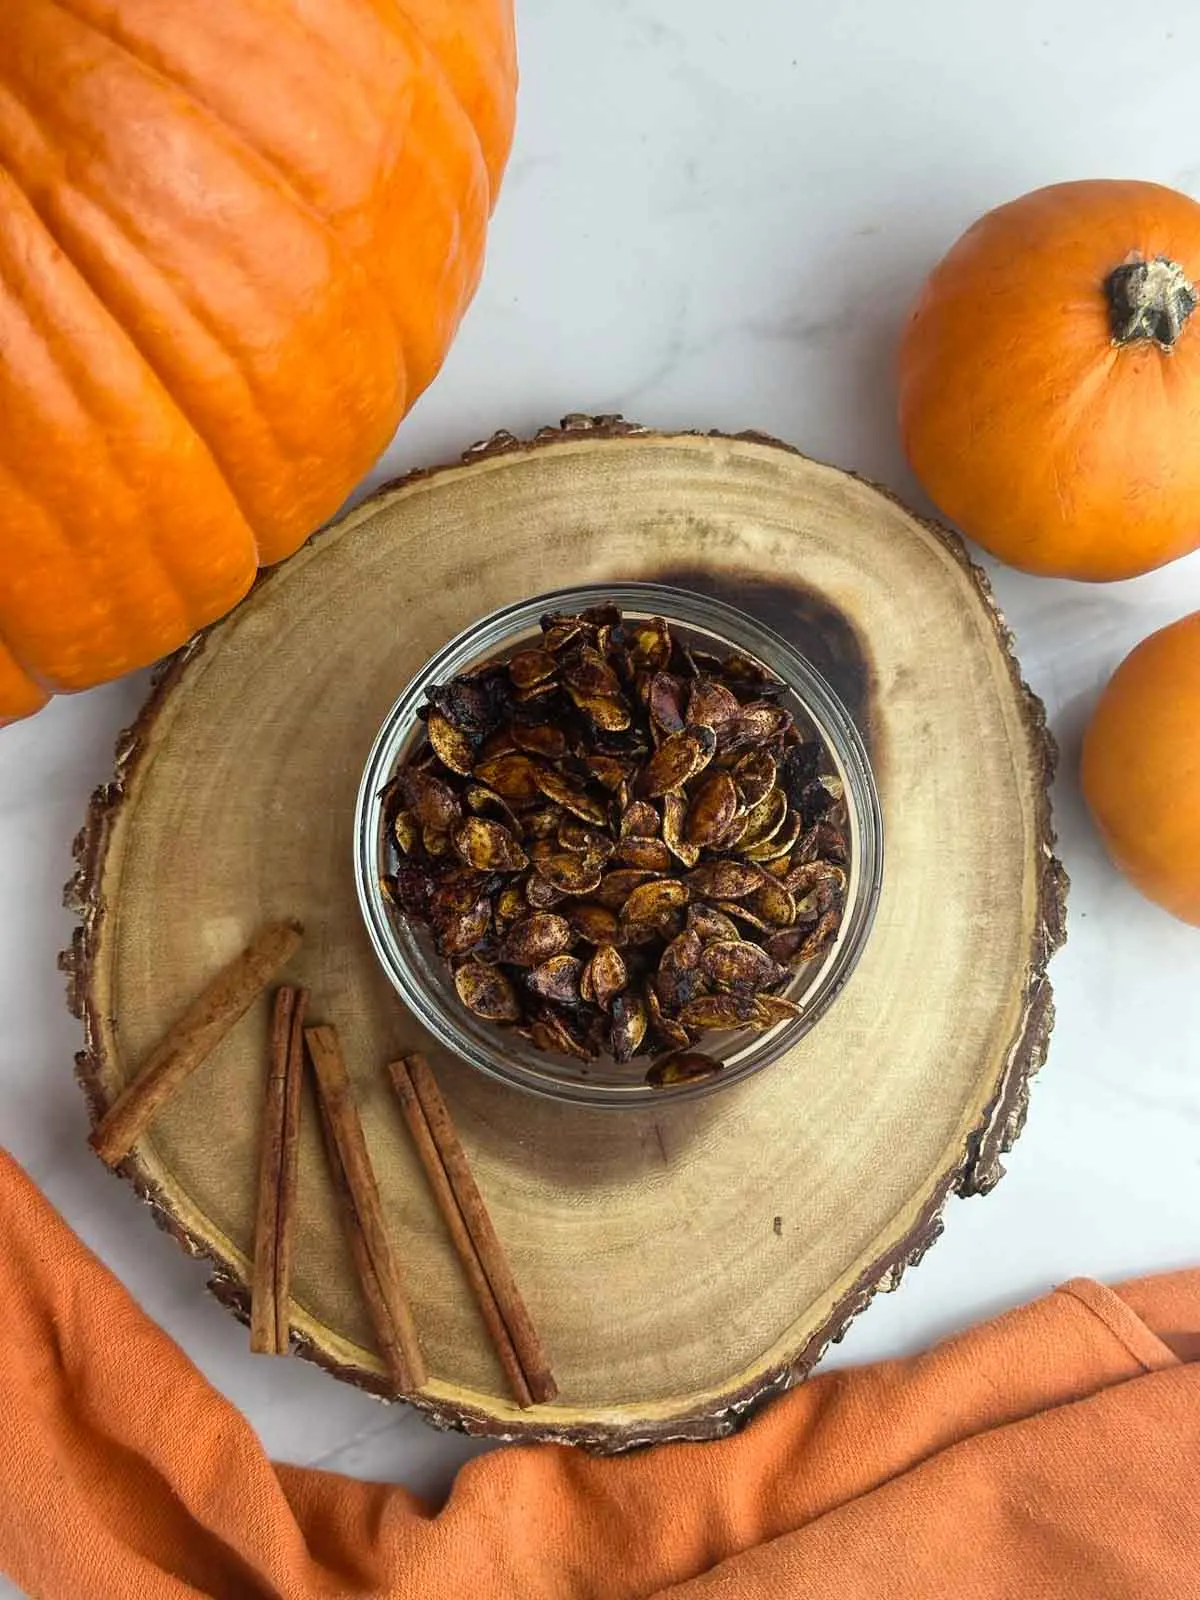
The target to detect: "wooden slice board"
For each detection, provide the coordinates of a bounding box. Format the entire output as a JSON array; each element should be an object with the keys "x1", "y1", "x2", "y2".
[{"x1": 63, "y1": 417, "x2": 1067, "y2": 1449}]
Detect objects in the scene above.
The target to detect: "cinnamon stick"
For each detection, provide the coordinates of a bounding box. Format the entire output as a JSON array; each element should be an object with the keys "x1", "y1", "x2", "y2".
[
  {"x1": 402, "y1": 1054, "x2": 557, "y2": 1405},
  {"x1": 305, "y1": 1025, "x2": 426, "y2": 1392},
  {"x1": 90, "y1": 920, "x2": 303, "y2": 1168},
  {"x1": 249, "y1": 988, "x2": 294, "y2": 1354},
  {"x1": 273, "y1": 988, "x2": 308, "y2": 1354},
  {"x1": 249, "y1": 986, "x2": 308, "y2": 1355},
  {"x1": 313, "y1": 1073, "x2": 411, "y2": 1391},
  {"x1": 387, "y1": 1058, "x2": 533, "y2": 1409}
]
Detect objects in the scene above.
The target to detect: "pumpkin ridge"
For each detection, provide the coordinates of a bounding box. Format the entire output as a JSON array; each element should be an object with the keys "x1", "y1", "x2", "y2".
[
  {"x1": 0, "y1": 146, "x2": 271, "y2": 575},
  {"x1": 0, "y1": 172, "x2": 242, "y2": 682},
  {"x1": 37, "y1": 0, "x2": 464, "y2": 400},
  {"x1": 0, "y1": 148, "x2": 264, "y2": 691},
  {"x1": 34, "y1": 0, "x2": 415, "y2": 371},
  {"x1": 393, "y1": 6, "x2": 504, "y2": 211},
  {"x1": 0, "y1": 34, "x2": 412, "y2": 567},
  {"x1": 403, "y1": 8, "x2": 517, "y2": 208}
]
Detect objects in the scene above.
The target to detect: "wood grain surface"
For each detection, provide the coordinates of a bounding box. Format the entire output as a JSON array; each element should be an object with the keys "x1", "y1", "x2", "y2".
[{"x1": 63, "y1": 418, "x2": 1066, "y2": 1448}]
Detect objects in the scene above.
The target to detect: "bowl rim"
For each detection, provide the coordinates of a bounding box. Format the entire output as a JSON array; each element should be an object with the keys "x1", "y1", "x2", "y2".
[{"x1": 353, "y1": 580, "x2": 883, "y2": 1107}]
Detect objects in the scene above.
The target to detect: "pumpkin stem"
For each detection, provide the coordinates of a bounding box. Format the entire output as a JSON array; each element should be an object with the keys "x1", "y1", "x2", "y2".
[{"x1": 1106, "y1": 255, "x2": 1197, "y2": 351}]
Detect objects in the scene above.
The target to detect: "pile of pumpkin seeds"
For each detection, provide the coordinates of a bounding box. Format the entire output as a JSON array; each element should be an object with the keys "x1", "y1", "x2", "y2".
[{"x1": 381, "y1": 604, "x2": 847, "y2": 1087}]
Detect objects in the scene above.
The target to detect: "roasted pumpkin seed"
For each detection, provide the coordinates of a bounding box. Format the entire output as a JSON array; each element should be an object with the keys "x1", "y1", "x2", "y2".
[
  {"x1": 476, "y1": 726, "x2": 518, "y2": 762},
  {"x1": 495, "y1": 882, "x2": 528, "y2": 929},
  {"x1": 641, "y1": 726, "x2": 717, "y2": 797},
  {"x1": 568, "y1": 687, "x2": 632, "y2": 730},
  {"x1": 454, "y1": 817, "x2": 528, "y2": 873},
  {"x1": 686, "y1": 679, "x2": 740, "y2": 729},
  {"x1": 713, "y1": 900, "x2": 773, "y2": 935},
  {"x1": 739, "y1": 786, "x2": 788, "y2": 848},
  {"x1": 525, "y1": 873, "x2": 566, "y2": 909},
  {"x1": 507, "y1": 648, "x2": 559, "y2": 690},
  {"x1": 625, "y1": 618, "x2": 672, "y2": 671},
  {"x1": 540, "y1": 617, "x2": 585, "y2": 654},
  {"x1": 381, "y1": 862, "x2": 433, "y2": 919},
  {"x1": 655, "y1": 929, "x2": 708, "y2": 1012},
  {"x1": 646, "y1": 1050, "x2": 723, "y2": 1087},
  {"x1": 464, "y1": 783, "x2": 515, "y2": 822},
  {"x1": 717, "y1": 703, "x2": 793, "y2": 754},
  {"x1": 401, "y1": 769, "x2": 462, "y2": 832},
  {"x1": 620, "y1": 799, "x2": 660, "y2": 838},
  {"x1": 610, "y1": 992, "x2": 649, "y2": 1061},
  {"x1": 685, "y1": 860, "x2": 767, "y2": 900},
  {"x1": 648, "y1": 672, "x2": 687, "y2": 734},
  {"x1": 731, "y1": 750, "x2": 778, "y2": 808},
  {"x1": 678, "y1": 993, "x2": 766, "y2": 1031},
  {"x1": 429, "y1": 868, "x2": 490, "y2": 920},
  {"x1": 533, "y1": 766, "x2": 609, "y2": 825},
  {"x1": 473, "y1": 752, "x2": 543, "y2": 805},
  {"x1": 740, "y1": 808, "x2": 803, "y2": 863},
  {"x1": 685, "y1": 771, "x2": 738, "y2": 846},
  {"x1": 535, "y1": 854, "x2": 605, "y2": 896},
  {"x1": 592, "y1": 868, "x2": 657, "y2": 910},
  {"x1": 455, "y1": 960, "x2": 521, "y2": 1022},
  {"x1": 422, "y1": 827, "x2": 452, "y2": 858},
  {"x1": 531, "y1": 1007, "x2": 593, "y2": 1062},
  {"x1": 753, "y1": 994, "x2": 805, "y2": 1025},
  {"x1": 526, "y1": 954, "x2": 584, "y2": 1004},
  {"x1": 620, "y1": 878, "x2": 689, "y2": 927},
  {"x1": 392, "y1": 810, "x2": 420, "y2": 855},
  {"x1": 428, "y1": 711, "x2": 477, "y2": 776},
  {"x1": 522, "y1": 805, "x2": 565, "y2": 840},
  {"x1": 722, "y1": 652, "x2": 784, "y2": 692},
  {"x1": 565, "y1": 902, "x2": 620, "y2": 943},
  {"x1": 558, "y1": 819, "x2": 615, "y2": 858},
  {"x1": 435, "y1": 897, "x2": 492, "y2": 957},
  {"x1": 662, "y1": 791, "x2": 702, "y2": 868},
  {"x1": 646, "y1": 984, "x2": 692, "y2": 1048},
  {"x1": 588, "y1": 944, "x2": 627, "y2": 1011},
  {"x1": 614, "y1": 836, "x2": 673, "y2": 873},
  {"x1": 698, "y1": 939, "x2": 789, "y2": 993},
  {"x1": 513, "y1": 721, "x2": 568, "y2": 760},
  {"x1": 427, "y1": 673, "x2": 509, "y2": 736},
  {"x1": 686, "y1": 903, "x2": 742, "y2": 943},
  {"x1": 780, "y1": 740, "x2": 824, "y2": 802},
  {"x1": 562, "y1": 646, "x2": 621, "y2": 697},
  {"x1": 783, "y1": 859, "x2": 847, "y2": 897},
  {"x1": 499, "y1": 912, "x2": 574, "y2": 966},
  {"x1": 746, "y1": 878, "x2": 797, "y2": 928},
  {"x1": 579, "y1": 958, "x2": 597, "y2": 1004}
]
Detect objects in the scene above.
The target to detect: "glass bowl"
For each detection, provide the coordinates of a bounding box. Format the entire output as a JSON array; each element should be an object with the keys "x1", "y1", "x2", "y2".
[{"x1": 354, "y1": 582, "x2": 882, "y2": 1107}]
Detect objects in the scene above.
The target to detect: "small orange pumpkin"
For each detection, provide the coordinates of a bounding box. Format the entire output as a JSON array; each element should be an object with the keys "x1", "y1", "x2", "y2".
[
  {"x1": 898, "y1": 180, "x2": 1200, "y2": 582},
  {"x1": 0, "y1": 0, "x2": 516, "y2": 723},
  {"x1": 1081, "y1": 610, "x2": 1200, "y2": 925}
]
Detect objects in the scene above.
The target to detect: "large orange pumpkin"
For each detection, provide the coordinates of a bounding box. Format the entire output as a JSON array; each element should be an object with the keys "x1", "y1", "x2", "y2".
[
  {"x1": 898, "y1": 180, "x2": 1200, "y2": 582},
  {"x1": 0, "y1": 0, "x2": 516, "y2": 723},
  {"x1": 1081, "y1": 610, "x2": 1200, "y2": 925}
]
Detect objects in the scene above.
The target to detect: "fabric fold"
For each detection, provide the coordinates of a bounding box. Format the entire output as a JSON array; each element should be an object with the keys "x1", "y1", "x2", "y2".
[{"x1": 1, "y1": 1146, "x2": 1197, "y2": 1600}]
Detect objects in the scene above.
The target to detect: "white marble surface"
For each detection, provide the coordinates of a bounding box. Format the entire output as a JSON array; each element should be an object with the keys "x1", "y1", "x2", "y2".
[{"x1": 4, "y1": 0, "x2": 1200, "y2": 1581}]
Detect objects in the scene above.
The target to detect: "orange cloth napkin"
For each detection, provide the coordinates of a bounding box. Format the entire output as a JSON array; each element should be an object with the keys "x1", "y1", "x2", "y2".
[{"x1": 2, "y1": 1146, "x2": 1197, "y2": 1600}]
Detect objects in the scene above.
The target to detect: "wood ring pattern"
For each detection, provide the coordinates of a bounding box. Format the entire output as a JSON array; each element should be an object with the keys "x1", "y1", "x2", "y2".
[{"x1": 62, "y1": 418, "x2": 1067, "y2": 1449}]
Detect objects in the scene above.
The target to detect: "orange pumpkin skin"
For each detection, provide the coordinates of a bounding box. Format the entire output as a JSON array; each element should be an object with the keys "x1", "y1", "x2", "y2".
[
  {"x1": 0, "y1": 0, "x2": 516, "y2": 722},
  {"x1": 898, "y1": 180, "x2": 1200, "y2": 582},
  {"x1": 1081, "y1": 611, "x2": 1200, "y2": 925}
]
